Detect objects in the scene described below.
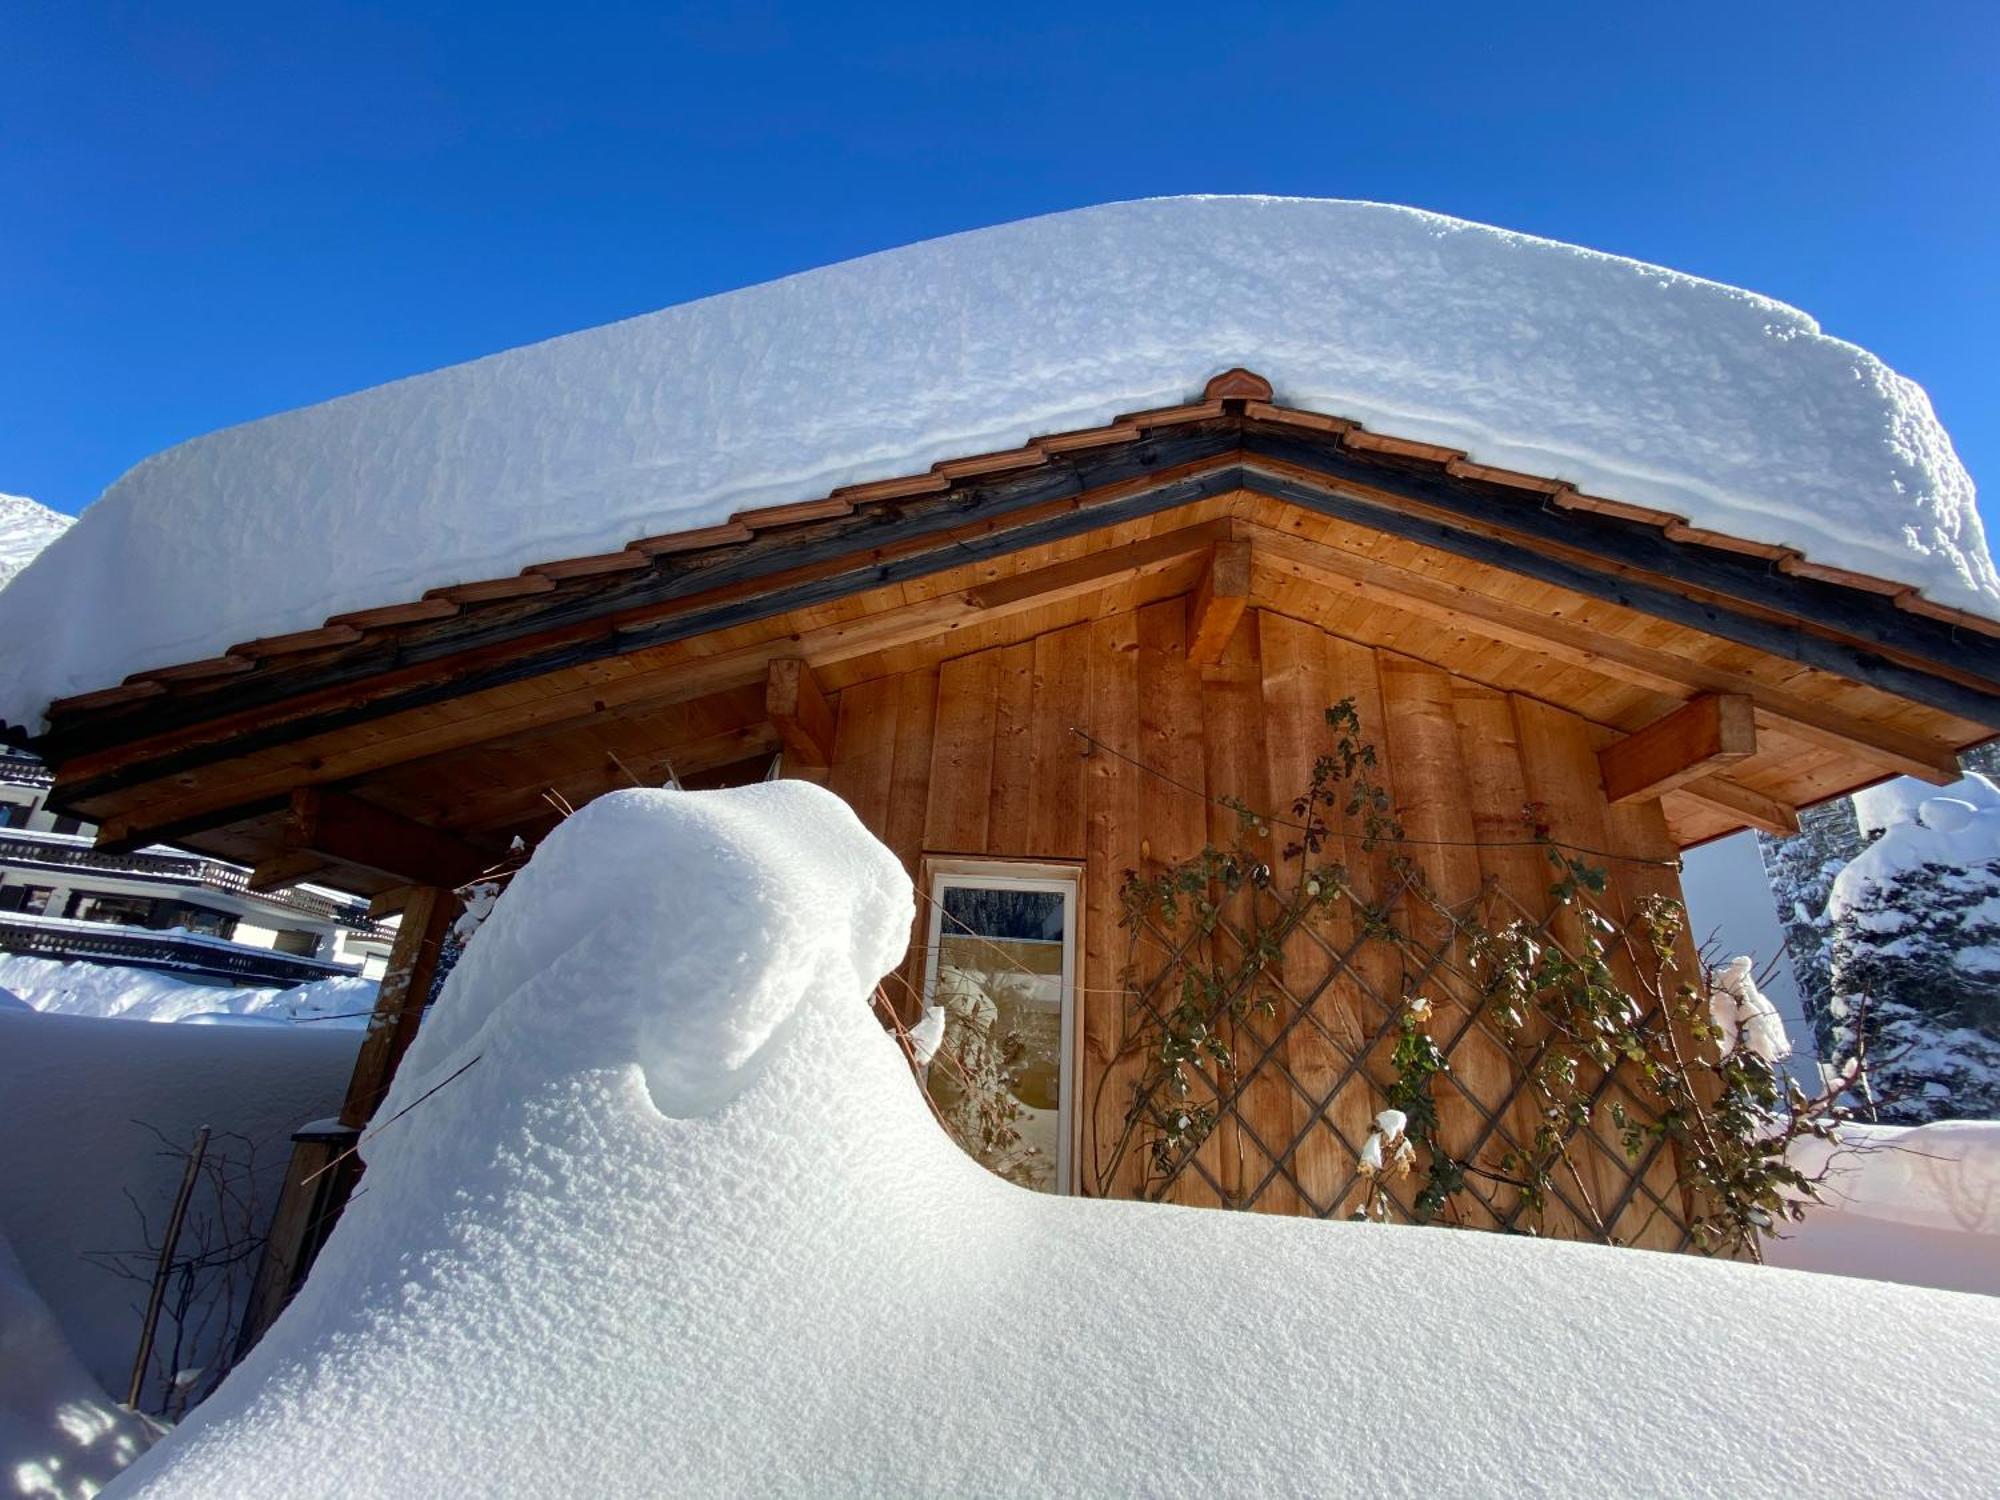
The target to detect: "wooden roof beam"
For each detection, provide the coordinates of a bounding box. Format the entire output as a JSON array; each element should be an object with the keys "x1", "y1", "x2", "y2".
[
  {"x1": 1186, "y1": 540, "x2": 1251, "y2": 669},
  {"x1": 766, "y1": 658, "x2": 834, "y2": 775},
  {"x1": 962, "y1": 518, "x2": 1230, "y2": 612},
  {"x1": 69, "y1": 523, "x2": 1227, "y2": 838},
  {"x1": 285, "y1": 788, "x2": 496, "y2": 889},
  {"x1": 245, "y1": 849, "x2": 334, "y2": 894},
  {"x1": 1666, "y1": 776, "x2": 1800, "y2": 838},
  {"x1": 1599, "y1": 694, "x2": 1756, "y2": 804},
  {"x1": 1246, "y1": 524, "x2": 1961, "y2": 784}
]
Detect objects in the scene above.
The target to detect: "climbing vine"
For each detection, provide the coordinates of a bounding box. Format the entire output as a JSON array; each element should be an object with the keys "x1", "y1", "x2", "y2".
[{"x1": 1101, "y1": 699, "x2": 1857, "y2": 1258}]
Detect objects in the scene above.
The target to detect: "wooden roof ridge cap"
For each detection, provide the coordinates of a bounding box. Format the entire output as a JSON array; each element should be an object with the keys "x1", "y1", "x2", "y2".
[
  {"x1": 227, "y1": 623, "x2": 365, "y2": 659},
  {"x1": 526, "y1": 548, "x2": 654, "y2": 581}
]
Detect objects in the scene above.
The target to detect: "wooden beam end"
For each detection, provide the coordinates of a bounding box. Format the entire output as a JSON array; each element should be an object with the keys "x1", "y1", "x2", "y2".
[
  {"x1": 1601, "y1": 693, "x2": 1758, "y2": 805},
  {"x1": 1187, "y1": 540, "x2": 1252, "y2": 668},
  {"x1": 766, "y1": 658, "x2": 834, "y2": 770}
]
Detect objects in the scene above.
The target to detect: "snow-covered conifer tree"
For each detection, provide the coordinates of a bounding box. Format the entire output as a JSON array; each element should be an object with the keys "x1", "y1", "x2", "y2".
[
  {"x1": 1756, "y1": 798, "x2": 1863, "y2": 1057},
  {"x1": 1821, "y1": 758, "x2": 2000, "y2": 1122}
]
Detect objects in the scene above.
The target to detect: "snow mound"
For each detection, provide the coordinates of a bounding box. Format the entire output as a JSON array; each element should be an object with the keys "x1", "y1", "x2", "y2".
[
  {"x1": 1, "y1": 197, "x2": 1993, "y2": 730},
  {"x1": 0, "y1": 1011, "x2": 358, "y2": 1413},
  {"x1": 0, "y1": 1226, "x2": 158, "y2": 1500},
  {"x1": 0, "y1": 493, "x2": 71, "y2": 593},
  {"x1": 118, "y1": 783, "x2": 2000, "y2": 1498}
]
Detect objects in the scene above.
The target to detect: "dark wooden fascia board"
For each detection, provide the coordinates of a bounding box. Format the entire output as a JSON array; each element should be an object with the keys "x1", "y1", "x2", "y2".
[
  {"x1": 49, "y1": 465, "x2": 1250, "y2": 811},
  {"x1": 1239, "y1": 427, "x2": 2000, "y2": 710},
  {"x1": 39, "y1": 426, "x2": 1244, "y2": 763},
  {"x1": 41, "y1": 421, "x2": 2000, "y2": 820},
  {"x1": 1238, "y1": 453, "x2": 2000, "y2": 732}
]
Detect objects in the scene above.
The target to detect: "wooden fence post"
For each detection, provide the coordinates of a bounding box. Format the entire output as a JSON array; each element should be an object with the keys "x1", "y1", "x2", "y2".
[{"x1": 237, "y1": 885, "x2": 460, "y2": 1352}]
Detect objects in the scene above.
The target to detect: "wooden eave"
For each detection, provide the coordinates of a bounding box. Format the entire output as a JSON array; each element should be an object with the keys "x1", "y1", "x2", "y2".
[{"x1": 26, "y1": 370, "x2": 2000, "y2": 889}]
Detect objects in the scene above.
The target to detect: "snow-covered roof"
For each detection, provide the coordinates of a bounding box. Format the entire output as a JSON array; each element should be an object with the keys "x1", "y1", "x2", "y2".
[
  {"x1": 2, "y1": 196, "x2": 1993, "y2": 731},
  {"x1": 114, "y1": 784, "x2": 2000, "y2": 1497}
]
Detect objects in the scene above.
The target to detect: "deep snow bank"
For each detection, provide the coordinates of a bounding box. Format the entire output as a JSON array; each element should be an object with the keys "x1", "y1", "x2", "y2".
[
  {"x1": 2, "y1": 197, "x2": 1993, "y2": 729},
  {"x1": 1769, "y1": 1122, "x2": 2000, "y2": 1296},
  {"x1": 0, "y1": 1012, "x2": 357, "y2": 1411},
  {"x1": 0, "y1": 1227, "x2": 158, "y2": 1500},
  {"x1": 0, "y1": 956, "x2": 376, "y2": 1026},
  {"x1": 115, "y1": 783, "x2": 2000, "y2": 1498}
]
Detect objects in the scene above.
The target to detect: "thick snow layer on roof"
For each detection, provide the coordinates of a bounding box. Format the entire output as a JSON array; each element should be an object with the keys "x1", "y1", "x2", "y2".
[
  {"x1": 118, "y1": 784, "x2": 2000, "y2": 1498},
  {"x1": 2, "y1": 197, "x2": 1995, "y2": 731}
]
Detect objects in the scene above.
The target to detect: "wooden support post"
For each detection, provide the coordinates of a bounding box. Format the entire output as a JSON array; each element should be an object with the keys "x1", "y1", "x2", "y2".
[
  {"x1": 235, "y1": 1120, "x2": 360, "y2": 1357},
  {"x1": 1186, "y1": 540, "x2": 1251, "y2": 669},
  {"x1": 339, "y1": 884, "x2": 459, "y2": 1129},
  {"x1": 286, "y1": 787, "x2": 493, "y2": 888},
  {"x1": 366, "y1": 883, "x2": 418, "y2": 921},
  {"x1": 1598, "y1": 693, "x2": 1756, "y2": 804},
  {"x1": 237, "y1": 884, "x2": 459, "y2": 1355},
  {"x1": 766, "y1": 657, "x2": 835, "y2": 778}
]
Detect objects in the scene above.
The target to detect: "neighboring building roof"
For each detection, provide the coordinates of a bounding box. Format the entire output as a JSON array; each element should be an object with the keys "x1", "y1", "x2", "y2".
[{"x1": 0, "y1": 196, "x2": 1991, "y2": 732}]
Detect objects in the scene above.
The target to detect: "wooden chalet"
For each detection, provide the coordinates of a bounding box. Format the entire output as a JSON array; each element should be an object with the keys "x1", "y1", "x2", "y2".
[{"x1": 20, "y1": 368, "x2": 2000, "y2": 1324}]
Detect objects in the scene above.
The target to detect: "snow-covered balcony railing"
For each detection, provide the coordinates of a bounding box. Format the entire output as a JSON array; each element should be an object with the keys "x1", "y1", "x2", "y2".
[
  {"x1": 0, "y1": 828, "x2": 390, "y2": 935},
  {"x1": 0, "y1": 757, "x2": 55, "y2": 788},
  {"x1": 0, "y1": 911, "x2": 367, "y2": 986}
]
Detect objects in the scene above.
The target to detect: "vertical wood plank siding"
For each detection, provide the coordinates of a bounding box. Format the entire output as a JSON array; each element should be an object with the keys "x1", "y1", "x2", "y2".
[{"x1": 825, "y1": 603, "x2": 1697, "y2": 1237}]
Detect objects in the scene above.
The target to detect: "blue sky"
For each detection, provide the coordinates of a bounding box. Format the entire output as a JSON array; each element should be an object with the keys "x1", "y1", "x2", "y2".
[{"x1": 3, "y1": 2, "x2": 1993, "y2": 538}]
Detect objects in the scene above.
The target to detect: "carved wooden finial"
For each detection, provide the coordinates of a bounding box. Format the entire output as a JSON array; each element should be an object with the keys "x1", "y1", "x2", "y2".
[{"x1": 1203, "y1": 367, "x2": 1274, "y2": 402}]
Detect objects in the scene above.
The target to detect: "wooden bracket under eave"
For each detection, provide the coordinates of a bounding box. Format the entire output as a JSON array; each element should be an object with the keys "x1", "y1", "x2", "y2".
[
  {"x1": 1668, "y1": 775, "x2": 1800, "y2": 838},
  {"x1": 285, "y1": 787, "x2": 495, "y2": 889},
  {"x1": 1187, "y1": 540, "x2": 1252, "y2": 669},
  {"x1": 766, "y1": 658, "x2": 834, "y2": 778},
  {"x1": 246, "y1": 848, "x2": 333, "y2": 894},
  {"x1": 1600, "y1": 693, "x2": 1756, "y2": 804}
]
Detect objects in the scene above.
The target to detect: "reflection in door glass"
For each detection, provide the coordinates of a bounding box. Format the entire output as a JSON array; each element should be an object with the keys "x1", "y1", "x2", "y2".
[{"x1": 928, "y1": 883, "x2": 1067, "y2": 1191}]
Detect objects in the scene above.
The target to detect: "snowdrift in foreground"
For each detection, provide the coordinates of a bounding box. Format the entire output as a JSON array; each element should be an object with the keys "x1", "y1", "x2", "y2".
[
  {"x1": 0, "y1": 1012, "x2": 358, "y2": 1417},
  {"x1": 0, "y1": 956, "x2": 377, "y2": 1026},
  {"x1": 119, "y1": 785, "x2": 2000, "y2": 1498},
  {"x1": 2, "y1": 196, "x2": 1993, "y2": 729},
  {"x1": 0, "y1": 1227, "x2": 158, "y2": 1500}
]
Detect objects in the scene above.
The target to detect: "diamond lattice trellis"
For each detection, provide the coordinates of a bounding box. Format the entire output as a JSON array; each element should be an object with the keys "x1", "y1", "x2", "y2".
[{"x1": 1087, "y1": 857, "x2": 1696, "y2": 1252}]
